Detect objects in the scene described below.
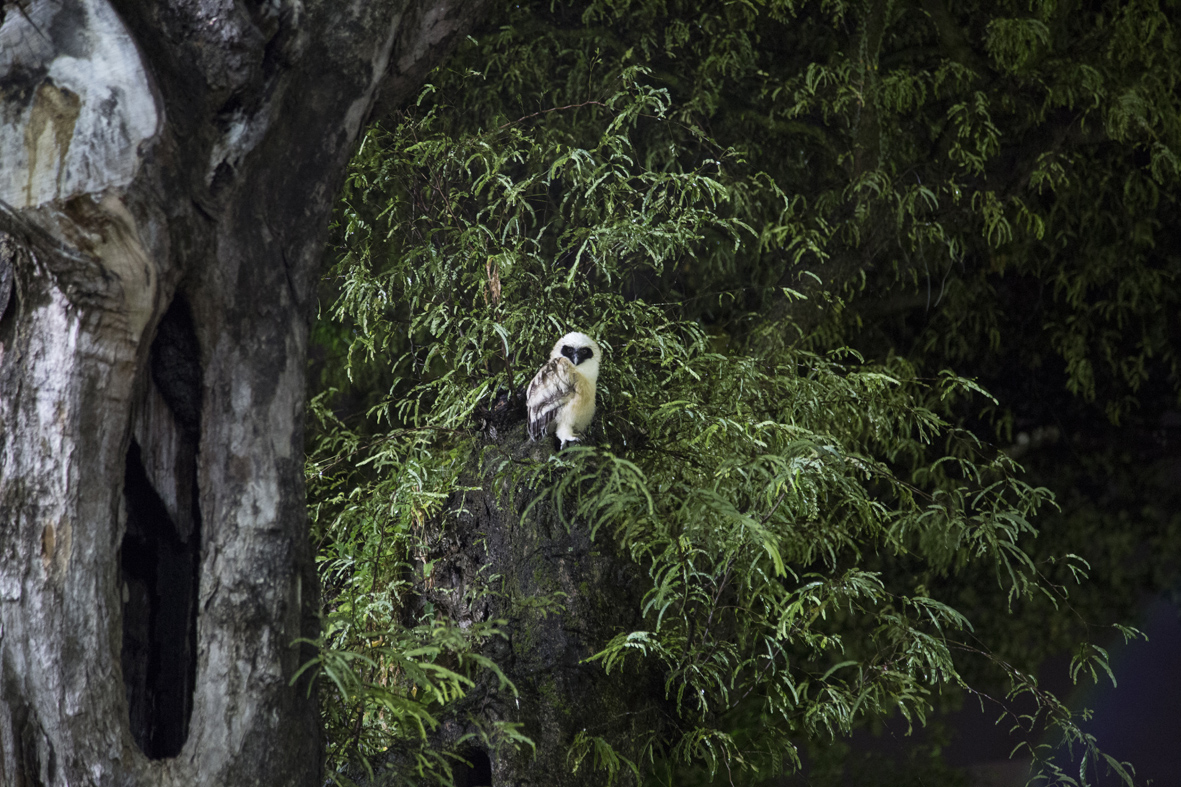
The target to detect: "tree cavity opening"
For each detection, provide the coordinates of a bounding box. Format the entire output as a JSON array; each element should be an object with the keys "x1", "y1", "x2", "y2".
[{"x1": 120, "y1": 296, "x2": 202, "y2": 759}]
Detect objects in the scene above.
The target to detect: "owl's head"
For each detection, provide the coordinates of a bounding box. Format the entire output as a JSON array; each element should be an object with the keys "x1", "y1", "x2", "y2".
[{"x1": 550, "y1": 332, "x2": 602, "y2": 385}]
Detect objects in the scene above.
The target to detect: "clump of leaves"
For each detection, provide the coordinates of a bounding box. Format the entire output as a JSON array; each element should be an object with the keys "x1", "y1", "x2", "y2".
[{"x1": 305, "y1": 19, "x2": 1144, "y2": 785}]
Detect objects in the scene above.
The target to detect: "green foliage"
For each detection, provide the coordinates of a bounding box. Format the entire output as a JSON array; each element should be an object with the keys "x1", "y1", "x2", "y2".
[
  {"x1": 534, "y1": 357, "x2": 1081, "y2": 782},
  {"x1": 304, "y1": 396, "x2": 522, "y2": 782},
  {"x1": 305, "y1": 0, "x2": 1181, "y2": 783}
]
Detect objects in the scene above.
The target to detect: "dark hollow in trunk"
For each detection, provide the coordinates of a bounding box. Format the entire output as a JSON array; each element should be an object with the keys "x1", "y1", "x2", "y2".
[
  {"x1": 121, "y1": 438, "x2": 200, "y2": 759},
  {"x1": 121, "y1": 295, "x2": 204, "y2": 758}
]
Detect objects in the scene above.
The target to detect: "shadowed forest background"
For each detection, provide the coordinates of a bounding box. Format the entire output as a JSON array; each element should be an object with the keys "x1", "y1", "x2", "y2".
[{"x1": 302, "y1": 0, "x2": 1181, "y2": 784}]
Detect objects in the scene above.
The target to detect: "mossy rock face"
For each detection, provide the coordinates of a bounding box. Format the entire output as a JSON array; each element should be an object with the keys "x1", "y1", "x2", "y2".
[{"x1": 381, "y1": 421, "x2": 667, "y2": 786}]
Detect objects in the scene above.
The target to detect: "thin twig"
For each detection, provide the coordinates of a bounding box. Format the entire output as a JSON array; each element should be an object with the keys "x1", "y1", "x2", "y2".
[{"x1": 496, "y1": 100, "x2": 609, "y2": 130}]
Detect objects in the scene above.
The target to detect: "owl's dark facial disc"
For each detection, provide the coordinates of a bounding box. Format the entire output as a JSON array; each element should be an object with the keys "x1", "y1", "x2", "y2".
[{"x1": 562, "y1": 345, "x2": 594, "y2": 365}]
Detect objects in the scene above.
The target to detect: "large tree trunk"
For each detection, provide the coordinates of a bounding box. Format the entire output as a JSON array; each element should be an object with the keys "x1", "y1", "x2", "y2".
[{"x1": 0, "y1": 1, "x2": 486, "y2": 784}]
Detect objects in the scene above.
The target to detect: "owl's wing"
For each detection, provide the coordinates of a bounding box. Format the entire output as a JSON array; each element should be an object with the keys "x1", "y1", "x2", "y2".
[{"x1": 526, "y1": 357, "x2": 577, "y2": 440}]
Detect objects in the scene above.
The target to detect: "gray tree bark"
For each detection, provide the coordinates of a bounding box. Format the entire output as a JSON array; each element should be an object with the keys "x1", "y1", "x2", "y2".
[{"x1": 0, "y1": 1, "x2": 487, "y2": 784}]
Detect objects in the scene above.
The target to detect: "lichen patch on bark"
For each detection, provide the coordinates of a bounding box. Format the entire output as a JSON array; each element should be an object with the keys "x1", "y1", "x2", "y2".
[
  {"x1": 0, "y1": 0, "x2": 159, "y2": 208},
  {"x1": 23, "y1": 82, "x2": 82, "y2": 206}
]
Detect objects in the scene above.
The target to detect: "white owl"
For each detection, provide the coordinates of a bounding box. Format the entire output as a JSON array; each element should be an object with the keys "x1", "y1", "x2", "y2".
[{"x1": 526, "y1": 332, "x2": 601, "y2": 448}]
